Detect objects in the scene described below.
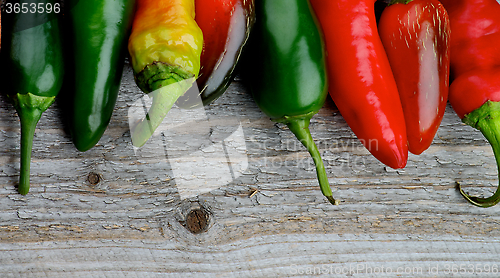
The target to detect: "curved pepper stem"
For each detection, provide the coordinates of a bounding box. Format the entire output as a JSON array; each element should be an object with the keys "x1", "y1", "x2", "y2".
[
  {"x1": 277, "y1": 112, "x2": 339, "y2": 205},
  {"x1": 459, "y1": 101, "x2": 500, "y2": 207},
  {"x1": 130, "y1": 76, "x2": 195, "y2": 148},
  {"x1": 11, "y1": 93, "x2": 56, "y2": 195}
]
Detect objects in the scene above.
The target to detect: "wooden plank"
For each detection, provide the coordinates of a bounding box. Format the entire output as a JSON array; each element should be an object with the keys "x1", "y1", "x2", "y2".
[
  {"x1": 1, "y1": 61, "x2": 500, "y2": 276},
  {"x1": 1, "y1": 235, "x2": 500, "y2": 277}
]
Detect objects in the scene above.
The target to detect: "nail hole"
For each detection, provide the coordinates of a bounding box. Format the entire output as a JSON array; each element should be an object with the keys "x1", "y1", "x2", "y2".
[
  {"x1": 87, "y1": 172, "x2": 101, "y2": 186},
  {"x1": 185, "y1": 208, "x2": 209, "y2": 234}
]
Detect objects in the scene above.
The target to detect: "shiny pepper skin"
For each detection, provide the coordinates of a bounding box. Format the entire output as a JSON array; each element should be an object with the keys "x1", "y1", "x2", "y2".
[
  {"x1": 379, "y1": 0, "x2": 451, "y2": 155},
  {"x1": 66, "y1": 0, "x2": 136, "y2": 152},
  {"x1": 1, "y1": 0, "x2": 64, "y2": 194},
  {"x1": 310, "y1": 0, "x2": 408, "y2": 169},
  {"x1": 439, "y1": 0, "x2": 500, "y2": 207},
  {"x1": 243, "y1": 0, "x2": 337, "y2": 205},
  {"x1": 176, "y1": 0, "x2": 255, "y2": 108},
  {"x1": 440, "y1": 0, "x2": 500, "y2": 118}
]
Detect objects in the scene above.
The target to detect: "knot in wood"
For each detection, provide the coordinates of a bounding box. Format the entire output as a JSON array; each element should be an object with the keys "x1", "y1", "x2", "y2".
[
  {"x1": 87, "y1": 172, "x2": 101, "y2": 186},
  {"x1": 185, "y1": 208, "x2": 209, "y2": 234}
]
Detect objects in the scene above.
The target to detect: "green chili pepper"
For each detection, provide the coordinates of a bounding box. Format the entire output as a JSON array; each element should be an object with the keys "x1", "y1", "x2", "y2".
[
  {"x1": 1, "y1": 0, "x2": 64, "y2": 195},
  {"x1": 65, "y1": 0, "x2": 135, "y2": 152},
  {"x1": 243, "y1": 0, "x2": 337, "y2": 205}
]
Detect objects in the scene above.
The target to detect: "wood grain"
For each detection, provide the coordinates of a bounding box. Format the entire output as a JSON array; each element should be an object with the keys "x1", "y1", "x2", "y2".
[{"x1": 1, "y1": 61, "x2": 500, "y2": 277}]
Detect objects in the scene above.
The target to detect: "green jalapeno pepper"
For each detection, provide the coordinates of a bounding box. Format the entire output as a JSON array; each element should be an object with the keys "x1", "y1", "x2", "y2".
[
  {"x1": 243, "y1": 0, "x2": 337, "y2": 205},
  {"x1": 1, "y1": 0, "x2": 64, "y2": 195},
  {"x1": 65, "y1": 0, "x2": 135, "y2": 152}
]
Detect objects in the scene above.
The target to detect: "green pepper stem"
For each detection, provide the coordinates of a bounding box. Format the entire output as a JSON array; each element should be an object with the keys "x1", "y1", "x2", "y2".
[
  {"x1": 460, "y1": 101, "x2": 500, "y2": 207},
  {"x1": 18, "y1": 110, "x2": 40, "y2": 195},
  {"x1": 11, "y1": 93, "x2": 55, "y2": 195},
  {"x1": 278, "y1": 113, "x2": 338, "y2": 205},
  {"x1": 131, "y1": 77, "x2": 195, "y2": 148}
]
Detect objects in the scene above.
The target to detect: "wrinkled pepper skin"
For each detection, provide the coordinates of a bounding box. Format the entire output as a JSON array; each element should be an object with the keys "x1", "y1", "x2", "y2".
[
  {"x1": 176, "y1": 0, "x2": 255, "y2": 108},
  {"x1": 128, "y1": 0, "x2": 202, "y2": 92},
  {"x1": 128, "y1": 0, "x2": 203, "y2": 147},
  {"x1": 310, "y1": 0, "x2": 408, "y2": 169},
  {"x1": 439, "y1": 0, "x2": 500, "y2": 207},
  {"x1": 1, "y1": 0, "x2": 64, "y2": 195},
  {"x1": 379, "y1": 0, "x2": 451, "y2": 155},
  {"x1": 66, "y1": 0, "x2": 135, "y2": 152},
  {"x1": 244, "y1": 0, "x2": 336, "y2": 205}
]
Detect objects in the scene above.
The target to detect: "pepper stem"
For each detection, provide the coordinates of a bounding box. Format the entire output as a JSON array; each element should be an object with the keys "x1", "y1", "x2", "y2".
[
  {"x1": 460, "y1": 100, "x2": 500, "y2": 207},
  {"x1": 11, "y1": 93, "x2": 56, "y2": 195},
  {"x1": 276, "y1": 112, "x2": 338, "y2": 205},
  {"x1": 130, "y1": 77, "x2": 195, "y2": 148}
]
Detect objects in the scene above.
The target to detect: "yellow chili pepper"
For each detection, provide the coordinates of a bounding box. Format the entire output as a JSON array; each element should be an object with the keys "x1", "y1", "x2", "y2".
[{"x1": 128, "y1": 0, "x2": 203, "y2": 147}]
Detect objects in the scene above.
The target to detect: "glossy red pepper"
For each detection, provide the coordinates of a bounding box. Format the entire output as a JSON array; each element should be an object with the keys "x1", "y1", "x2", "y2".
[
  {"x1": 378, "y1": 0, "x2": 451, "y2": 155},
  {"x1": 440, "y1": 0, "x2": 500, "y2": 207},
  {"x1": 310, "y1": 0, "x2": 408, "y2": 169},
  {"x1": 441, "y1": 0, "x2": 500, "y2": 118},
  {"x1": 178, "y1": 0, "x2": 254, "y2": 108}
]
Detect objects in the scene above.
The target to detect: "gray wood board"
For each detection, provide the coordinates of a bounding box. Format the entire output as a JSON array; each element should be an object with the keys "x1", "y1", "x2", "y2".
[{"x1": 1, "y1": 61, "x2": 500, "y2": 277}]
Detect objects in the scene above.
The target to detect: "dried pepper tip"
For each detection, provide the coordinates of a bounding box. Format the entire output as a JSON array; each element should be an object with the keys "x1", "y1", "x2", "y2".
[
  {"x1": 276, "y1": 112, "x2": 339, "y2": 206},
  {"x1": 10, "y1": 93, "x2": 56, "y2": 195},
  {"x1": 459, "y1": 100, "x2": 500, "y2": 207}
]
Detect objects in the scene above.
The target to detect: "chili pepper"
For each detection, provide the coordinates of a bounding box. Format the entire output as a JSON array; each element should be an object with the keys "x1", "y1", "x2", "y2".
[
  {"x1": 243, "y1": 0, "x2": 337, "y2": 205},
  {"x1": 378, "y1": 0, "x2": 451, "y2": 155},
  {"x1": 309, "y1": 0, "x2": 408, "y2": 169},
  {"x1": 128, "y1": 0, "x2": 203, "y2": 147},
  {"x1": 176, "y1": 0, "x2": 255, "y2": 108},
  {"x1": 439, "y1": 0, "x2": 500, "y2": 207},
  {"x1": 65, "y1": 0, "x2": 136, "y2": 152},
  {"x1": 1, "y1": 0, "x2": 64, "y2": 195}
]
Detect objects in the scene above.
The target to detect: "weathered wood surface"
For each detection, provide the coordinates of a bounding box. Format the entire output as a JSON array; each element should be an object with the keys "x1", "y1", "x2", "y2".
[{"x1": 2, "y1": 61, "x2": 500, "y2": 277}]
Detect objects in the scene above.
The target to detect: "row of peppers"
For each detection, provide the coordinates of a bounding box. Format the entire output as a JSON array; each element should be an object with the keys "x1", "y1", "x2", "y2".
[
  {"x1": 0, "y1": 0, "x2": 254, "y2": 194},
  {"x1": 1, "y1": 0, "x2": 499, "y2": 208}
]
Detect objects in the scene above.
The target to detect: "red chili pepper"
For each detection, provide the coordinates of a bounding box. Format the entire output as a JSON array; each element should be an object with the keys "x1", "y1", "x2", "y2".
[
  {"x1": 310, "y1": 0, "x2": 408, "y2": 169},
  {"x1": 196, "y1": 0, "x2": 238, "y2": 98},
  {"x1": 176, "y1": 0, "x2": 255, "y2": 108},
  {"x1": 195, "y1": 0, "x2": 254, "y2": 106},
  {"x1": 378, "y1": 0, "x2": 451, "y2": 155},
  {"x1": 440, "y1": 0, "x2": 500, "y2": 207}
]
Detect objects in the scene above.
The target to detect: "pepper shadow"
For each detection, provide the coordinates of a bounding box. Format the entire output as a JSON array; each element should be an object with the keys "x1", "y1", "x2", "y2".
[{"x1": 0, "y1": 92, "x2": 21, "y2": 188}]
